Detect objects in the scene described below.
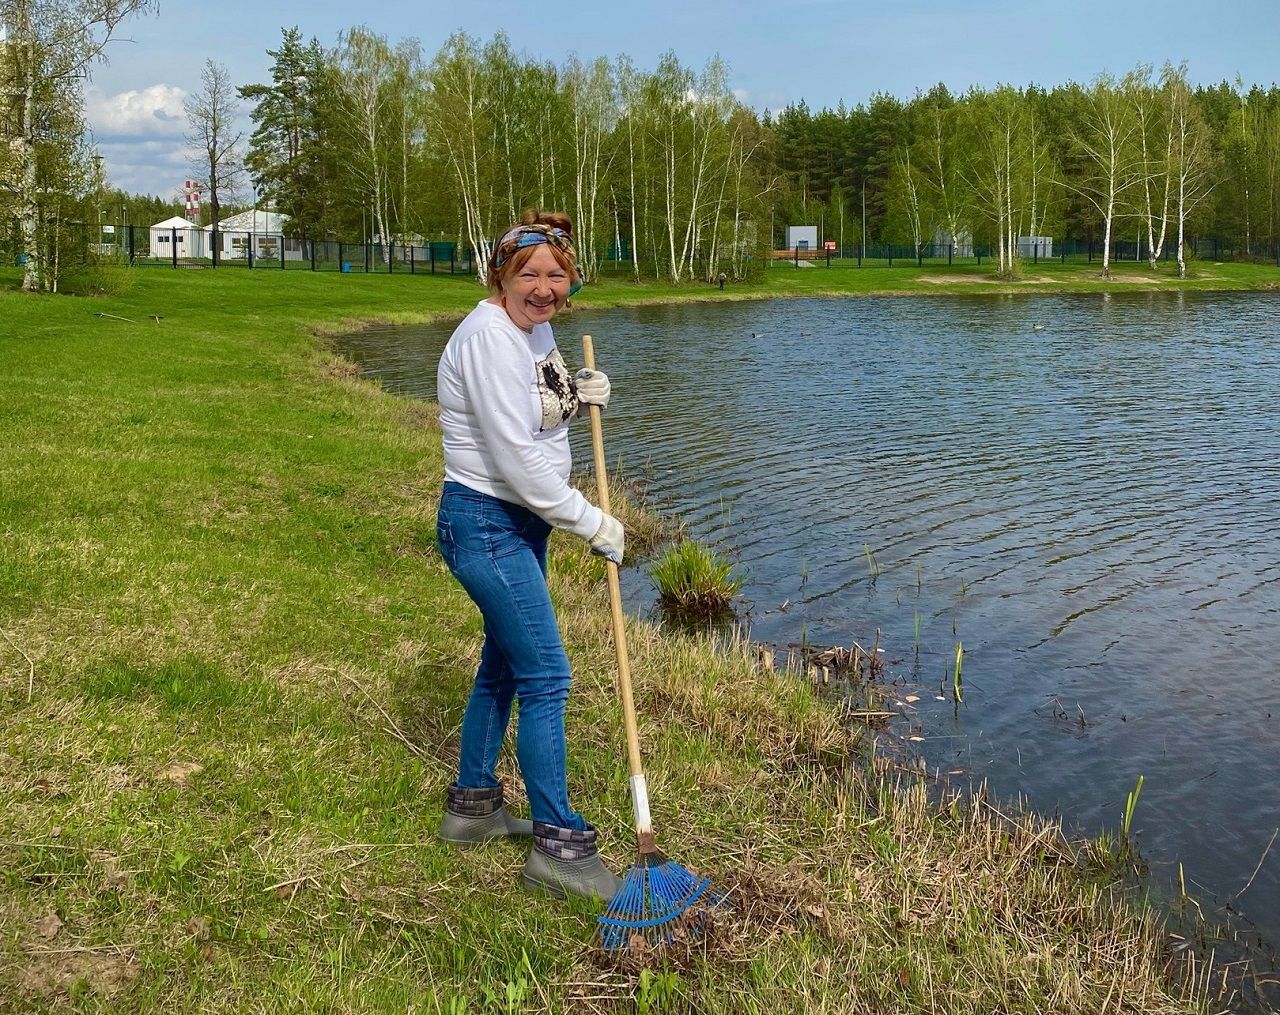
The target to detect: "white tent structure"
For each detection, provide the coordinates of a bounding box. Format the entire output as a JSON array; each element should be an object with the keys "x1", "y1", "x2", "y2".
[
  {"x1": 149, "y1": 215, "x2": 208, "y2": 259},
  {"x1": 205, "y1": 210, "x2": 304, "y2": 262}
]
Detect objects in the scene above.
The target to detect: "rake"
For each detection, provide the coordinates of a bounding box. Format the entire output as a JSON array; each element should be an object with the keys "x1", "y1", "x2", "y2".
[{"x1": 581, "y1": 334, "x2": 726, "y2": 952}]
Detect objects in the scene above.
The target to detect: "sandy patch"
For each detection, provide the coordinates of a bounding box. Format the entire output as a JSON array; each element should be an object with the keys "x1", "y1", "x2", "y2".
[
  {"x1": 19, "y1": 952, "x2": 139, "y2": 999},
  {"x1": 156, "y1": 761, "x2": 203, "y2": 786},
  {"x1": 917, "y1": 273, "x2": 1067, "y2": 285}
]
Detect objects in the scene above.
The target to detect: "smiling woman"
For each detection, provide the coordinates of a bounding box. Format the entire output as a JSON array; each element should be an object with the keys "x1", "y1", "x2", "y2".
[
  {"x1": 487, "y1": 210, "x2": 584, "y2": 327},
  {"x1": 431, "y1": 208, "x2": 626, "y2": 903}
]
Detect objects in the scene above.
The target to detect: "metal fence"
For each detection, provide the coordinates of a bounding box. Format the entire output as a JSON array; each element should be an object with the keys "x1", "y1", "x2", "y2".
[
  {"x1": 770, "y1": 237, "x2": 1280, "y2": 268},
  {"x1": 102, "y1": 224, "x2": 480, "y2": 275},
  {"x1": 17, "y1": 222, "x2": 1280, "y2": 278}
]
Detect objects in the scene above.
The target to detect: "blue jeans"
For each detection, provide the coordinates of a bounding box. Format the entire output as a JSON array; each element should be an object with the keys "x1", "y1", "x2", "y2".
[{"x1": 436, "y1": 481, "x2": 586, "y2": 831}]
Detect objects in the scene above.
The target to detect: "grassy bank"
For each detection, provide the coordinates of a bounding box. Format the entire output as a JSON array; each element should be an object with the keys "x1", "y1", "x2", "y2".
[
  {"x1": 584, "y1": 256, "x2": 1280, "y2": 303},
  {"x1": 0, "y1": 267, "x2": 1212, "y2": 1013}
]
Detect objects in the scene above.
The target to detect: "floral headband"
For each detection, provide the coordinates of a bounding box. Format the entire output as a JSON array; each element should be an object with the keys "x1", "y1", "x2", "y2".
[{"x1": 493, "y1": 224, "x2": 583, "y2": 296}]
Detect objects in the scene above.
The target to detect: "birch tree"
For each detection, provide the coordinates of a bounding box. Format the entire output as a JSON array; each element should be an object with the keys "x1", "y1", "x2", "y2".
[
  {"x1": 1259, "y1": 104, "x2": 1280, "y2": 256},
  {"x1": 0, "y1": 0, "x2": 154, "y2": 291},
  {"x1": 643, "y1": 54, "x2": 692, "y2": 281},
  {"x1": 331, "y1": 27, "x2": 412, "y2": 254},
  {"x1": 1065, "y1": 73, "x2": 1143, "y2": 278},
  {"x1": 616, "y1": 55, "x2": 644, "y2": 280},
  {"x1": 1129, "y1": 65, "x2": 1173, "y2": 269},
  {"x1": 184, "y1": 59, "x2": 243, "y2": 240},
  {"x1": 1016, "y1": 92, "x2": 1058, "y2": 245},
  {"x1": 920, "y1": 95, "x2": 969, "y2": 254},
  {"x1": 962, "y1": 86, "x2": 1022, "y2": 275},
  {"x1": 691, "y1": 61, "x2": 738, "y2": 281},
  {"x1": 1232, "y1": 76, "x2": 1254, "y2": 256},
  {"x1": 653, "y1": 56, "x2": 736, "y2": 283},
  {"x1": 563, "y1": 55, "x2": 616, "y2": 278},
  {"x1": 386, "y1": 37, "x2": 427, "y2": 241},
  {"x1": 483, "y1": 34, "x2": 523, "y2": 227},
  {"x1": 885, "y1": 145, "x2": 926, "y2": 255},
  {"x1": 1165, "y1": 65, "x2": 1215, "y2": 277},
  {"x1": 426, "y1": 33, "x2": 496, "y2": 282},
  {"x1": 729, "y1": 108, "x2": 773, "y2": 279}
]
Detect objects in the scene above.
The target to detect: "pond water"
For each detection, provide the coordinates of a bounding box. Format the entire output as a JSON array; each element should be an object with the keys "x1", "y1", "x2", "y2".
[{"x1": 338, "y1": 292, "x2": 1280, "y2": 967}]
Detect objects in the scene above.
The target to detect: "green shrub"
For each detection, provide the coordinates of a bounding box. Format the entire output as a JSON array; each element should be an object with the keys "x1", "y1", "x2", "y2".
[
  {"x1": 649, "y1": 539, "x2": 741, "y2": 618},
  {"x1": 61, "y1": 250, "x2": 136, "y2": 296}
]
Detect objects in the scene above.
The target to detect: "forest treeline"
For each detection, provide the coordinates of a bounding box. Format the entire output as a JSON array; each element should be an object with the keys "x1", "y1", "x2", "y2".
[
  {"x1": 222, "y1": 28, "x2": 1278, "y2": 281},
  {"x1": 8, "y1": 16, "x2": 1280, "y2": 289}
]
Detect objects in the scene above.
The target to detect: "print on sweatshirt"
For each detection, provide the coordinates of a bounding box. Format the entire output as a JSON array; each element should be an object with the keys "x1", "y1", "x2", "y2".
[{"x1": 537, "y1": 348, "x2": 579, "y2": 432}]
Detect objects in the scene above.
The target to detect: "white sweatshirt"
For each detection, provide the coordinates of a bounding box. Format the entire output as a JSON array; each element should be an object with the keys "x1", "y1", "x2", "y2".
[{"x1": 437, "y1": 300, "x2": 602, "y2": 540}]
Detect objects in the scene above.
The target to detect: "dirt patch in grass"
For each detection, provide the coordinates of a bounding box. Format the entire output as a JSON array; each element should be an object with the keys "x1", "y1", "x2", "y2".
[
  {"x1": 155, "y1": 761, "x2": 203, "y2": 786},
  {"x1": 18, "y1": 951, "x2": 139, "y2": 999},
  {"x1": 920, "y1": 273, "x2": 1082, "y2": 285},
  {"x1": 918, "y1": 274, "x2": 1004, "y2": 284}
]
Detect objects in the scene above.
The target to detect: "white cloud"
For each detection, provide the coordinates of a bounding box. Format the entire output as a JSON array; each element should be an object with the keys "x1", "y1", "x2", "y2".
[
  {"x1": 96, "y1": 138, "x2": 189, "y2": 198},
  {"x1": 733, "y1": 88, "x2": 750, "y2": 102},
  {"x1": 85, "y1": 83, "x2": 188, "y2": 138}
]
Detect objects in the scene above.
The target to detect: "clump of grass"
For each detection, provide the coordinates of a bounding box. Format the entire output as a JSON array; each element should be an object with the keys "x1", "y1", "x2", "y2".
[
  {"x1": 1121, "y1": 774, "x2": 1145, "y2": 847},
  {"x1": 650, "y1": 539, "x2": 741, "y2": 618}
]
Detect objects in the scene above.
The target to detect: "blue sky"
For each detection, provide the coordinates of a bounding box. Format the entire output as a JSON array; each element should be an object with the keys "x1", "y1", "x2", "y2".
[{"x1": 86, "y1": 0, "x2": 1280, "y2": 198}]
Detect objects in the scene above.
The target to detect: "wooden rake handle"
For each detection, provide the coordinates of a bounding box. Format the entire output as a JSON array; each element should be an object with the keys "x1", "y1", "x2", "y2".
[{"x1": 581, "y1": 335, "x2": 654, "y2": 845}]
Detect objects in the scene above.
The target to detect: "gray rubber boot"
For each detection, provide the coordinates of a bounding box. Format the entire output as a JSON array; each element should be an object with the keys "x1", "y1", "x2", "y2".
[
  {"x1": 521, "y1": 822, "x2": 622, "y2": 903},
  {"x1": 438, "y1": 782, "x2": 533, "y2": 847},
  {"x1": 439, "y1": 805, "x2": 533, "y2": 846}
]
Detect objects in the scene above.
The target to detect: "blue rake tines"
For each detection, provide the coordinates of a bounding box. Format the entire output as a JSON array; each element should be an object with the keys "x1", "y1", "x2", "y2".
[{"x1": 596, "y1": 859, "x2": 726, "y2": 952}]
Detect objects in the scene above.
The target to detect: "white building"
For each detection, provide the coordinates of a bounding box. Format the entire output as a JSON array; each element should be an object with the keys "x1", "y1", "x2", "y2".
[
  {"x1": 204, "y1": 210, "x2": 304, "y2": 262},
  {"x1": 1018, "y1": 236, "x2": 1053, "y2": 259},
  {"x1": 148, "y1": 215, "x2": 208, "y2": 259},
  {"x1": 785, "y1": 225, "x2": 818, "y2": 251}
]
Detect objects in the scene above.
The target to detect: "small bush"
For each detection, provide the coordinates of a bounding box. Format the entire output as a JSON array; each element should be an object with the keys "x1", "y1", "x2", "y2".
[
  {"x1": 650, "y1": 539, "x2": 741, "y2": 618},
  {"x1": 61, "y1": 250, "x2": 136, "y2": 297}
]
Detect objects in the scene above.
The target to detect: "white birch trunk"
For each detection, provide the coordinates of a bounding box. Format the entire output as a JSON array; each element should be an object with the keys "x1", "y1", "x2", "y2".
[
  {"x1": 1177, "y1": 166, "x2": 1187, "y2": 279},
  {"x1": 628, "y1": 116, "x2": 640, "y2": 281},
  {"x1": 19, "y1": 37, "x2": 40, "y2": 290}
]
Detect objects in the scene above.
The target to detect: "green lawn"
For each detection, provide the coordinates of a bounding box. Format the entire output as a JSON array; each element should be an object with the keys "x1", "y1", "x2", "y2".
[{"x1": 0, "y1": 266, "x2": 1215, "y2": 1013}]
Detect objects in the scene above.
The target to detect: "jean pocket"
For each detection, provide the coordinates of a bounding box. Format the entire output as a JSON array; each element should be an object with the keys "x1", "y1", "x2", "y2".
[{"x1": 441, "y1": 501, "x2": 512, "y2": 559}]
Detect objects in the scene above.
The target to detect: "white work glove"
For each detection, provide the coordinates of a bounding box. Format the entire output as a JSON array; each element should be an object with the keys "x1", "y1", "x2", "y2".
[
  {"x1": 588, "y1": 512, "x2": 624, "y2": 565},
  {"x1": 574, "y1": 368, "x2": 611, "y2": 410}
]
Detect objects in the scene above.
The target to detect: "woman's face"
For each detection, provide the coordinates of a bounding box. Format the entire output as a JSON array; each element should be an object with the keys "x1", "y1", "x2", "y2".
[{"x1": 499, "y1": 244, "x2": 572, "y2": 331}]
